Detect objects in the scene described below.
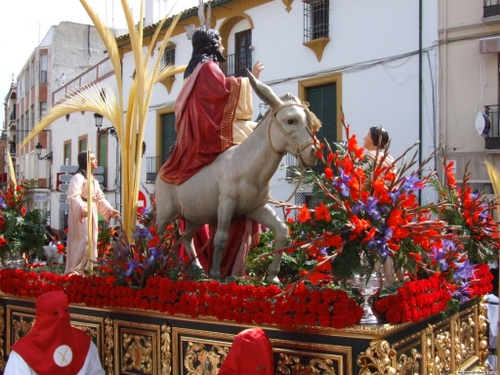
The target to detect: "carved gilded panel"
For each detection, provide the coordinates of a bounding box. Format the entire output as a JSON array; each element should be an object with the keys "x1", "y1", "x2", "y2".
[
  {"x1": 114, "y1": 319, "x2": 169, "y2": 375},
  {"x1": 172, "y1": 328, "x2": 353, "y2": 375},
  {"x1": 6, "y1": 305, "x2": 35, "y2": 354}
]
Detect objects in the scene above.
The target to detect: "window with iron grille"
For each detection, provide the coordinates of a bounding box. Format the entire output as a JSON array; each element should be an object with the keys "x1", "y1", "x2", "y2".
[
  {"x1": 235, "y1": 30, "x2": 252, "y2": 77},
  {"x1": 220, "y1": 30, "x2": 252, "y2": 77},
  {"x1": 161, "y1": 45, "x2": 176, "y2": 68},
  {"x1": 303, "y1": 0, "x2": 330, "y2": 42},
  {"x1": 145, "y1": 112, "x2": 177, "y2": 182}
]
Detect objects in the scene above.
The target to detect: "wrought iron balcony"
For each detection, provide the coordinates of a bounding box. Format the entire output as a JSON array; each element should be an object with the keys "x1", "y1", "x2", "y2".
[
  {"x1": 146, "y1": 156, "x2": 161, "y2": 182},
  {"x1": 484, "y1": 105, "x2": 500, "y2": 149},
  {"x1": 219, "y1": 51, "x2": 253, "y2": 78},
  {"x1": 484, "y1": 0, "x2": 500, "y2": 18}
]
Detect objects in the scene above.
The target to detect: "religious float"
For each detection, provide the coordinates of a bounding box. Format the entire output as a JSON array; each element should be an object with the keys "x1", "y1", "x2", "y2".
[
  {"x1": 0, "y1": 282, "x2": 491, "y2": 375},
  {"x1": 2, "y1": 1, "x2": 498, "y2": 374},
  {"x1": 0, "y1": 121, "x2": 497, "y2": 374}
]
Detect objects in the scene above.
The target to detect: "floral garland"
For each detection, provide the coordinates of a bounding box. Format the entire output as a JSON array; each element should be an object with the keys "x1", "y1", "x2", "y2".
[
  {"x1": 373, "y1": 263, "x2": 493, "y2": 324},
  {"x1": 0, "y1": 266, "x2": 492, "y2": 328},
  {"x1": 0, "y1": 268, "x2": 363, "y2": 330}
]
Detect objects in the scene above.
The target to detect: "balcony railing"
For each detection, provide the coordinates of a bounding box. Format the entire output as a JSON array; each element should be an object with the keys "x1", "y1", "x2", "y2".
[
  {"x1": 484, "y1": 105, "x2": 500, "y2": 149},
  {"x1": 484, "y1": 0, "x2": 500, "y2": 18},
  {"x1": 220, "y1": 51, "x2": 252, "y2": 78},
  {"x1": 146, "y1": 156, "x2": 162, "y2": 183}
]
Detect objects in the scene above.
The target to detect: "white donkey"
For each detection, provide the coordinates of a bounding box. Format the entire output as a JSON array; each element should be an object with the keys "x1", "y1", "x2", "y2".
[{"x1": 155, "y1": 72, "x2": 320, "y2": 282}]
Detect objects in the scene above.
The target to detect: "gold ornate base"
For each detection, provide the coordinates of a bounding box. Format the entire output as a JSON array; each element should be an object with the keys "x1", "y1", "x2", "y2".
[{"x1": 0, "y1": 296, "x2": 490, "y2": 374}]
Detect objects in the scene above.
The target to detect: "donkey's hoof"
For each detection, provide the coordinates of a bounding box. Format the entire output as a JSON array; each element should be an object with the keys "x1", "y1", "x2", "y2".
[
  {"x1": 209, "y1": 270, "x2": 221, "y2": 280},
  {"x1": 266, "y1": 274, "x2": 280, "y2": 285}
]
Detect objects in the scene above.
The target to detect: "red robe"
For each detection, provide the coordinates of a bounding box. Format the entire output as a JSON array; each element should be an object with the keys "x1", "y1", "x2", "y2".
[
  {"x1": 160, "y1": 61, "x2": 242, "y2": 184},
  {"x1": 160, "y1": 61, "x2": 258, "y2": 278}
]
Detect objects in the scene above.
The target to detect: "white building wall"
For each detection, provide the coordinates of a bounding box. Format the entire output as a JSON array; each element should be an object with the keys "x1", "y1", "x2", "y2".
[{"x1": 48, "y1": 0, "x2": 441, "y2": 229}]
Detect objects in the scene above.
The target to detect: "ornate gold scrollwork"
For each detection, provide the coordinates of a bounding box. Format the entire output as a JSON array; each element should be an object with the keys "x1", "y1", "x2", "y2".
[
  {"x1": 104, "y1": 317, "x2": 114, "y2": 375},
  {"x1": 456, "y1": 318, "x2": 475, "y2": 366},
  {"x1": 161, "y1": 324, "x2": 171, "y2": 375},
  {"x1": 396, "y1": 348, "x2": 421, "y2": 375},
  {"x1": 12, "y1": 316, "x2": 33, "y2": 343},
  {"x1": 121, "y1": 333, "x2": 154, "y2": 374},
  {"x1": 478, "y1": 296, "x2": 491, "y2": 368},
  {"x1": 184, "y1": 342, "x2": 228, "y2": 375},
  {"x1": 72, "y1": 323, "x2": 99, "y2": 338},
  {"x1": 0, "y1": 305, "x2": 4, "y2": 370},
  {"x1": 433, "y1": 329, "x2": 452, "y2": 374},
  {"x1": 357, "y1": 340, "x2": 397, "y2": 375},
  {"x1": 276, "y1": 353, "x2": 336, "y2": 374}
]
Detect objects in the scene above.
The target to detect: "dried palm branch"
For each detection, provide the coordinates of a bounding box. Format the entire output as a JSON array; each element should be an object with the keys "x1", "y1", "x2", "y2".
[
  {"x1": 485, "y1": 160, "x2": 500, "y2": 219},
  {"x1": 20, "y1": 0, "x2": 185, "y2": 239},
  {"x1": 7, "y1": 151, "x2": 16, "y2": 187}
]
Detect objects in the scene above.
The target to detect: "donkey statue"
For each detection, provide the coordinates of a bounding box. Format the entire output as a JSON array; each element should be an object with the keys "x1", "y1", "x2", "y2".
[{"x1": 155, "y1": 72, "x2": 321, "y2": 283}]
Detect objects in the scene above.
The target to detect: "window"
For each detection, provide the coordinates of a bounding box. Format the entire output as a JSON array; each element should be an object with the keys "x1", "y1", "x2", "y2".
[
  {"x1": 39, "y1": 102, "x2": 47, "y2": 122},
  {"x1": 307, "y1": 84, "x2": 337, "y2": 144},
  {"x1": 64, "y1": 142, "x2": 71, "y2": 165},
  {"x1": 161, "y1": 45, "x2": 176, "y2": 68},
  {"x1": 98, "y1": 133, "x2": 108, "y2": 188},
  {"x1": 235, "y1": 30, "x2": 252, "y2": 77},
  {"x1": 30, "y1": 59, "x2": 35, "y2": 88},
  {"x1": 220, "y1": 29, "x2": 253, "y2": 77},
  {"x1": 79, "y1": 138, "x2": 87, "y2": 153},
  {"x1": 30, "y1": 105, "x2": 35, "y2": 130},
  {"x1": 146, "y1": 111, "x2": 177, "y2": 182},
  {"x1": 304, "y1": 0, "x2": 329, "y2": 42},
  {"x1": 161, "y1": 112, "x2": 177, "y2": 163},
  {"x1": 39, "y1": 54, "x2": 48, "y2": 83},
  {"x1": 298, "y1": 74, "x2": 341, "y2": 173}
]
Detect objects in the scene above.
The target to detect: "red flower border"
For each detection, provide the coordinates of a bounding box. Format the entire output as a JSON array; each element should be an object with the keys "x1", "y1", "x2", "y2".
[
  {"x1": 0, "y1": 266, "x2": 491, "y2": 328},
  {"x1": 0, "y1": 269, "x2": 363, "y2": 330}
]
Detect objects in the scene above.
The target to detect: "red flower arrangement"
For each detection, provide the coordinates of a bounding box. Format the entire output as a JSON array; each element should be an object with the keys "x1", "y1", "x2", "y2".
[
  {"x1": 0, "y1": 268, "x2": 363, "y2": 330},
  {"x1": 373, "y1": 276, "x2": 453, "y2": 323},
  {"x1": 0, "y1": 181, "x2": 48, "y2": 261}
]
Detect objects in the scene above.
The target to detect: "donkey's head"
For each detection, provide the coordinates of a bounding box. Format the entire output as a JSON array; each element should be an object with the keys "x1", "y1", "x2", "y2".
[{"x1": 247, "y1": 71, "x2": 320, "y2": 167}]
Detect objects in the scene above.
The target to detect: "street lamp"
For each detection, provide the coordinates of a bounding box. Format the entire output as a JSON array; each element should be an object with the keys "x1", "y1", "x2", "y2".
[
  {"x1": 35, "y1": 142, "x2": 52, "y2": 162},
  {"x1": 94, "y1": 113, "x2": 117, "y2": 138}
]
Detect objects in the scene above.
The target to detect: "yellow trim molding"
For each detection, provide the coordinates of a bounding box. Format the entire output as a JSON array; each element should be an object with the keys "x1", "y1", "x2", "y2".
[
  {"x1": 303, "y1": 37, "x2": 330, "y2": 62},
  {"x1": 282, "y1": 0, "x2": 294, "y2": 12}
]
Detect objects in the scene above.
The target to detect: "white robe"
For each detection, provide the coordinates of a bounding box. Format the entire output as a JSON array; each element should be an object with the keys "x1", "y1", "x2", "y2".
[
  {"x1": 4, "y1": 341, "x2": 104, "y2": 375},
  {"x1": 65, "y1": 174, "x2": 114, "y2": 274}
]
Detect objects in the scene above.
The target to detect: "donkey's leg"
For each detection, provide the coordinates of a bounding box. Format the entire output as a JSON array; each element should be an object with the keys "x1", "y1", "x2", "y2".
[
  {"x1": 247, "y1": 204, "x2": 288, "y2": 284},
  {"x1": 154, "y1": 177, "x2": 179, "y2": 234},
  {"x1": 181, "y1": 222, "x2": 203, "y2": 270},
  {"x1": 210, "y1": 200, "x2": 236, "y2": 280}
]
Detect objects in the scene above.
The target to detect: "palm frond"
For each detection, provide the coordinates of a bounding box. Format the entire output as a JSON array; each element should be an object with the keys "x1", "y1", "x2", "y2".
[
  {"x1": 7, "y1": 151, "x2": 16, "y2": 187},
  {"x1": 80, "y1": 0, "x2": 124, "y2": 100},
  {"x1": 20, "y1": 84, "x2": 121, "y2": 149},
  {"x1": 485, "y1": 160, "x2": 500, "y2": 198}
]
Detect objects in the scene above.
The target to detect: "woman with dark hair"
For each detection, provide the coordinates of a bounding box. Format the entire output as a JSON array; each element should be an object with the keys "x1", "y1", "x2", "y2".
[
  {"x1": 65, "y1": 151, "x2": 120, "y2": 275},
  {"x1": 363, "y1": 126, "x2": 396, "y2": 173},
  {"x1": 158, "y1": 25, "x2": 263, "y2": 278}
]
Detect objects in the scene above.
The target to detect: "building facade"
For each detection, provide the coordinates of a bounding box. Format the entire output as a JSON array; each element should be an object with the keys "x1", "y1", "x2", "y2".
[
  {"x1": 24, "y1": 0, "x2": 441, "y2": 232},
  {"x1": 439, "y1": 0, "x2": 500, "y2": 200}
]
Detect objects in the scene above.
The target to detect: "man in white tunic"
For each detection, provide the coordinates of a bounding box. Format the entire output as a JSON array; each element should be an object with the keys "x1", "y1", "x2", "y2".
[{"x1": 65, "y1": 151, "x2": 120, "y2": 275}]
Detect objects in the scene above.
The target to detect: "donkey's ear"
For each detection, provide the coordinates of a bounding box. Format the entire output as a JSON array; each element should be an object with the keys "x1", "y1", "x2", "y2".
[{"x1": 246, "y1": 69, "x2": 283, "y2": 109}]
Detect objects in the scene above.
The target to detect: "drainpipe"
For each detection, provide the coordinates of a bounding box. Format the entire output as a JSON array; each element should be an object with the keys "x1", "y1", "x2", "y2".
[{"x1": 418, "y1": 0, "x2": 423, "y2": 205}]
